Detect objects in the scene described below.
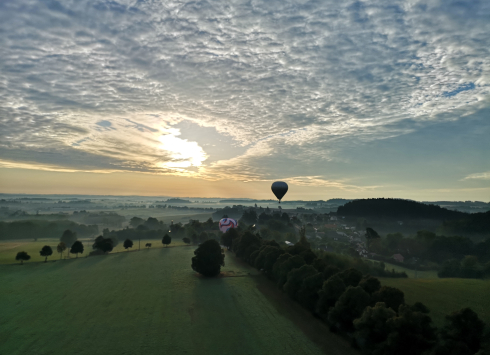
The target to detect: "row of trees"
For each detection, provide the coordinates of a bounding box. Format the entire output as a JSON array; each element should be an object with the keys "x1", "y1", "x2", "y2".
[
  {"x1": 226, "y1": 227, "x2": 487, "y2": 355},
  {"x1": 15, "y1": 232, "x2": 175, "y2": 264}
]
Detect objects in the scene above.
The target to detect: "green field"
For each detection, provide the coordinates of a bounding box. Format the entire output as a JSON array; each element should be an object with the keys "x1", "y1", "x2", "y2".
[
  {"x1": 0, "y1": 246, "x2": 356, "y2": 355},
  {"x1": 0, "y1": 238, "x2": 187, "y2": 265},
  {"x1": 379, "y1": 277, "x2": 490, "y2": 329},
  {"x1": 380, "y1": 261, "x2": 439, "y2": 279}
]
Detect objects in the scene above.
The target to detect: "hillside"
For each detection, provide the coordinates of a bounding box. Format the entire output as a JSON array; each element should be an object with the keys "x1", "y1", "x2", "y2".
[{"x1": 337, "y1": 198, "x2": 467, "y2": 220}]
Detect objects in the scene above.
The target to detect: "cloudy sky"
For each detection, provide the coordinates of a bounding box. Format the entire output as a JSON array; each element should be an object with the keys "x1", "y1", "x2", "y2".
[{"x1": 0, "y1": 0, "x2": 489, "y2": 200}]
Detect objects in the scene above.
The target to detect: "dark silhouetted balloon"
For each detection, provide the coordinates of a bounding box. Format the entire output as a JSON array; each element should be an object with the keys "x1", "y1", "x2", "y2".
[{"x1": 271, "y1": 181, "x2": 288, "y2": 203}]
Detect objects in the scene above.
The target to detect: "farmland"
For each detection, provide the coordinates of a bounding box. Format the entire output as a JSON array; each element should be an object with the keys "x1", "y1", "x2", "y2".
[
  {"x1": 0, "y1": 238, "x2": 187, "y2": 265},
  {"x1": 379, "y1": 277, "x2": 490, "y2": 329},
  {"x1": 0, "y1": 245, "x2": 356, "y2": 355}
]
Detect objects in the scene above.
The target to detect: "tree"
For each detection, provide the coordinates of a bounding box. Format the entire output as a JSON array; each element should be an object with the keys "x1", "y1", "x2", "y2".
[
  {"x1": 39, "y1": 245, "x2": 53, "y2": 263},
  {"x1": 198, "y1": 231, "x2": 208, "y2": 244},
  {"x1": 296, "y1": 272, "x2": 324, "y2": 311},
  {"x1": 191, "y1": 239, "x2": 225, "y2": 277},
  {"x1": 366, "y1": 227, "x2": 380, "y2": 239},
  {"x1": 372, "y1": 286, "x2": 405, "y2": 312},
  {"x1": 316, "y1": 275, "x2": 347, "y2": 320},
  {"x1": 233, "y1": 231, "x2": 261, "y2": 259},
  {"x1": 359, "y1": 275, "x2": 381, "y2": 295},
  {"x1": 328, "y1": 286, "x2": 371, "y2": 332},
  {"x1": 283, "y1": 264, "x2": 318, "y2": 299},
  {"x1": 438, "y1": 259, "x2": 461, "y2": 278},
  {"x1": 162, "y1": 234, "x2": 171, "y2": 247},
  {"x1": 276, "y1": 255, "x2": 306, "y2": 287},
  {"x1": 16, "y1": 251, "x2": 30, "y2": 265},
  {"x1": 437, "y1": 308, "x2": 485, "y2": 354},
  {"x1": 221, "y1": 228, "x2": 239, "y2": 249},
  {"x1": 57, "y1": 242, "x2": 66, "y2": 260},
  {"x1": 323, "y1": 265, "x2": 341, "y2": 280},
  {"x1": 337, "y1": 268, "x2": 363, "y2": 288},
  {"x1": 130, "y1": 216, "x2": 145, "y2": 228},
  {"x1": 70, "y1": 241, "x2": 84, "y2": 258},
  {"x1": 298, "y1": 226, "x2": 310, "y2": 248},
  {"x1": 123, "y1": 239, "x2": 133, "y2": 251},
  {"x1": 354, "y1": 302, "x2": 397, "y2": 353},
  {"x1": 60, "y1": 229, "x2": 77, "y2": 248},
  {"x1": 254, "y1": 246, "x2": 284, "y2": 273},
  {"x1": 93, "y1": 236, "x2": 114, "y2": 253},
  {"x1": 182, "y1": 237, "x2": 191, "y2": 245},
  {"x1": 373, "y1": 304, "x2": 436, "y2": 355}
]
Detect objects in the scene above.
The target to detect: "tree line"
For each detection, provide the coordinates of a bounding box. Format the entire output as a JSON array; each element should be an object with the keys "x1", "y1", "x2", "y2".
[
  {"x1": 367, "y1": 229, "x2": 490, "y2": 279},
  {"x1": 0, "y1": 220, "x2": 98, "y2": 240},
  {"x1": 224, "y1": 226, "x2": 487, "y2": 355},
  {"x1": 14, "y1": 228, "x2": 175, "y2": 263}
]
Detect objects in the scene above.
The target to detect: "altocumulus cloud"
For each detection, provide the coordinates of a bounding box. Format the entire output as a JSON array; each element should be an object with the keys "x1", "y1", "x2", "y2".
[{"x1": 0, "y1": 0, "x2": 489, "y2": 188}]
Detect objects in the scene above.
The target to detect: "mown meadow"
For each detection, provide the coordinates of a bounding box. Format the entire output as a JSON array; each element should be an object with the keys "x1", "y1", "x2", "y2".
[
  {"x1": 0, "y1": 238, "x2": 187, "y2": 264},
  {"x1": 379, "y1": 276, "x2": 490, "y2": 329},
  {"x1": 0, "y1": 245, "x2": 356, "y2": 355}
]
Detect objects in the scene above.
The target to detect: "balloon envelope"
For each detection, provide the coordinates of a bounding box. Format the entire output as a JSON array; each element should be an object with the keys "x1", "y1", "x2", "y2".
[
  {"x1": 271, "y1": 181, "x2": 288, "y2": 201},
  {"x1": 219, "y1": 218, "x2": 238, "y2": 233}
]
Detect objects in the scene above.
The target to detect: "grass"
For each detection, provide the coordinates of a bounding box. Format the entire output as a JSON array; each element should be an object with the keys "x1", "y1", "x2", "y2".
[
  {"x1": 379, "y1": 277, "x2": 490, "y2": 329},
  {"x1": 380, "y1": 261, "x2": 439, "y2": 279},
  {"x1": 0, "y1": 246, "x2": 357, "y2": 355},
  {"x1": 0, "y1": 238, "x2": 187, "y2": 265}
]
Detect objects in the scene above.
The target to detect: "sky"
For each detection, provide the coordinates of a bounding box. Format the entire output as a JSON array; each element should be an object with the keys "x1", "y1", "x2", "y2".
[{"x1": 0, "y1": 0, "x2": 489, "y2": 201}]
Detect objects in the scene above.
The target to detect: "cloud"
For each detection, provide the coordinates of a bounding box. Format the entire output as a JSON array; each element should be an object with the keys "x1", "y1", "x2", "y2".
[
  {"x1": 463, "y1": 172, "x2": 490, "y2": 181},
  {"x1": 0, "y1": 0, "x2": 489, "y2": 187}
]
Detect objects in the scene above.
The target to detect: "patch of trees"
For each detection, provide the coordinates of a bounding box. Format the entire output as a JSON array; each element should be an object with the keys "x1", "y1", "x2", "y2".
[
  {"x1": 212, "y1": 205, "x2": 247, "y2": 220},
  {"x1": 228, "y1": 227, "x2": 487, "y2": 355},
  {"x1": 0, "y1": 220, "x2": 98, "y2": 240},
  {"x1": 76, "y1": 212, "x2": 125, "y2": 228},
  {"x1": 129, "y1": 217, "x2": 167, "y2": 230},
  {"x1": 338, "y1": 198, "x2": 466, "y2": 220}
]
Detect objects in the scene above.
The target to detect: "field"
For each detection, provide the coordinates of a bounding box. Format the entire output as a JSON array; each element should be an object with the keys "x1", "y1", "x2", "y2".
[
  {"x1": 0, "y1": 238, "x2": 187, "y2": 265},
  {"x1": 379, "y1": 277, "x2": 490, "y2": 329},
  {"x1": 380, "y1": 261, "x2": 439, "y2": 279},
  {"x1": 0, "y1": 246, "x2": 356, "y2": 355}
]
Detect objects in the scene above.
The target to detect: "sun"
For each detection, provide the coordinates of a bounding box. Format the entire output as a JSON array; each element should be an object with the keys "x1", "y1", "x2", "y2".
[{"x1": 158, "y1": 129, "x2": 208, "y2": 170}]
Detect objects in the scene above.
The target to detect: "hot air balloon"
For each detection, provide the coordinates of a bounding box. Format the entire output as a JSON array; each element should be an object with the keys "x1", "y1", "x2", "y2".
[
  {"x1": 219, "y1": 218, "x2": 238, "y2": 233},
  {"x1": 271, "y1": 181, "x2": 288, "y2": 203}
]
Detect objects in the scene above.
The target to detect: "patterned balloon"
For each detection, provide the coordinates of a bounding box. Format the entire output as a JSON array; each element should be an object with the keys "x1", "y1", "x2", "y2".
[{"x1": 219, "y1": 218, "x2": 238, "y2": 233}]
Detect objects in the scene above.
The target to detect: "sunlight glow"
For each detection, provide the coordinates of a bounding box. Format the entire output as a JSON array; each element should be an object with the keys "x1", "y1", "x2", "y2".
[{"x1": 158, "y1": 129, "x2": 207, "y2": 171}]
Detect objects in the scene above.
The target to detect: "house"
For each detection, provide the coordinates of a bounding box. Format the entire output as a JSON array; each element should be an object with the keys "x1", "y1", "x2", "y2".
[{"x1": 392, "y1": 254, "x2": 404, "y2": 263}]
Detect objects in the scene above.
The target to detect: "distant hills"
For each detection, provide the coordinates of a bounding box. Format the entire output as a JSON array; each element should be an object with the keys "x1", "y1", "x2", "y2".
[
  {"x1": 337, "y1": 198, "x2": 466, "y2": 220},
  {"x1": 337, "y1": 198, "x2": 490, "y2": 237}
]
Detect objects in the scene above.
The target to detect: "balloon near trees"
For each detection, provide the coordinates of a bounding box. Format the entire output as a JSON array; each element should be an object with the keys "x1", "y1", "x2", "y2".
[
  {"x1": 219, "y1": 218, "x2": 238, "y2": 233},
  {"x1": 271, "y1": 181, "x2": 288, "y2": 203}
]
